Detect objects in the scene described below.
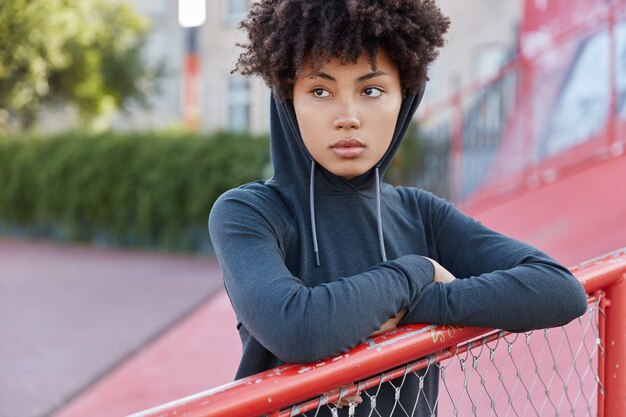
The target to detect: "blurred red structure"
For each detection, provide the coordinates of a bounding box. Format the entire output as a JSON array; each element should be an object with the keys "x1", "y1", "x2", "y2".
[
  {"x1": 420, "y1": 0, "x2": 626, "y2": 266},
  {"x1": 183, "y1": 27, "x2": 200, "y2": 130}
]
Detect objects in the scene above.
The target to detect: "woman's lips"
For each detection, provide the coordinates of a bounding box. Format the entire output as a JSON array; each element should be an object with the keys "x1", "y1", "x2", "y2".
[{"x1": 331, "y1": 139, "x2": 365, "y2": 158}]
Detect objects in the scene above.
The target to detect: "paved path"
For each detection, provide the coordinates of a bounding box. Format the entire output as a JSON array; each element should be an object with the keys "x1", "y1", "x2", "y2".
[
  {"x1": 0, "y1": 237, "x2": 239, "y2": 417},
  {"x1": 52, "y1": 289, "x2": 239, "y2": 417}
]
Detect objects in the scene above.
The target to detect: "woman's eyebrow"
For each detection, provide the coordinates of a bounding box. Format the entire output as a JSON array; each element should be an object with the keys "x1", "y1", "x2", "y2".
[
  {"x1": 306, "y1": 71, "x2": 335, "y2": 81},
  {"x1": 357, "y1": 71, "x2": 390, "y2": 82},
  {"x1": 305, "y1": 70, "x2": 390, "y2": 82}
]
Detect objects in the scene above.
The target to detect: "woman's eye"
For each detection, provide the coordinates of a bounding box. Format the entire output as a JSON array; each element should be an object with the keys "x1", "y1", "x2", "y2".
[
  {"x1": 312, "y1": 88, "x2": 330, "y2": 98},
  {"x1": 363, "y1": 87, "x2": 383, "y2": 97}
]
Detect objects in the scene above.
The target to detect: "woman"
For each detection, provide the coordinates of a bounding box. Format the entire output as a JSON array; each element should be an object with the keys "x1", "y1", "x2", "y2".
[{"x1": 209, "y1": 1, "x2": 587, "y2": 415}]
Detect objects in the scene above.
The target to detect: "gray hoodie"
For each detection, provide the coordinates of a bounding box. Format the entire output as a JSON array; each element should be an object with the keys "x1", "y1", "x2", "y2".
[{"x1": 208, "y1": 89, "x2": 587, "y2": 416}]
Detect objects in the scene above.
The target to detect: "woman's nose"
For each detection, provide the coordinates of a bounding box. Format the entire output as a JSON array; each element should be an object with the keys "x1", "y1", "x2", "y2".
[{"x1": 333, "y1": 100, "x2": 361, "y2": 130}]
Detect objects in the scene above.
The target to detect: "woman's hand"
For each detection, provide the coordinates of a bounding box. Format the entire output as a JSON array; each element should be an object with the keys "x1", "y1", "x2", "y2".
[
  {"x1": 370, "y1": 259, "x2": 454, "y2": 339},
  {"x1": 426, "y1": 257, "x2": 456, "y2": 284},
  {"x1": 327, "y1": 308, "x2": 407, "y2": 409},
  {"x1": 371, "y1": 308, "x2": 407, "y2": 336},
  {"x1": 328, "y1": 260, "x2": 454, "y2": 410}
]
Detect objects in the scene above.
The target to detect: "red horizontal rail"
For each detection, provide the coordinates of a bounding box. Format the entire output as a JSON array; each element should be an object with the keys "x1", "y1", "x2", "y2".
[{"x1": 128, "y1": 248, "x2": 626, "y2": 417}]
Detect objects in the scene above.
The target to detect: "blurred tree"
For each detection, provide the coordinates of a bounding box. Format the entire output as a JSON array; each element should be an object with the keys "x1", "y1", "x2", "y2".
[{"x1": 0, "y1": 0, "x2": 163, "y2": 132}]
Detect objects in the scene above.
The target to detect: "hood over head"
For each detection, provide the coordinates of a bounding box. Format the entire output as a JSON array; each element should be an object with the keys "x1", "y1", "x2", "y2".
[
  {"x1": 269, "y1": 81, "x2": 426, "y2": 191},
  {"x1": 267, "y1": 81, "x2": 427, "y2": 266}
]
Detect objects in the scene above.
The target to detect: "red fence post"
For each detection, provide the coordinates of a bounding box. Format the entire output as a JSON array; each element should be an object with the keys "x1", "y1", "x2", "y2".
[{"x1": 603, "y1": 274, "x2": 626, "y2": 415}]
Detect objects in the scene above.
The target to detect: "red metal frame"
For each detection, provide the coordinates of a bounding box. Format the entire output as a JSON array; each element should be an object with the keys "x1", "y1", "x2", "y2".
[
  {"x1": 422, "y1": 0, "x2": 626, "y2": 271},
  {"x1": 128, "y1": 249, "x2": 626, "y2": 417},
  {"x1": 421, "y1": 1, "x2": 626, "y2": 211},
  {"x1": 601, "y1": 265, "x2": 626, "y2": 416},
  {"x1": 598, "y1": 291, "x2": 607, "y2": 417}
]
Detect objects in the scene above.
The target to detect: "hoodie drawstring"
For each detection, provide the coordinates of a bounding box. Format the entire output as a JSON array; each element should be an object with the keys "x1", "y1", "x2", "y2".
[
  {"x1": 309, "y1": 161, "x2": 388, "y2": 267},
  {"x1": 375, "y1": 167, "x2": 387, "y2": 262},
  {"x1": 310, "y1": 160, "x2": 320, "y2": 266}
]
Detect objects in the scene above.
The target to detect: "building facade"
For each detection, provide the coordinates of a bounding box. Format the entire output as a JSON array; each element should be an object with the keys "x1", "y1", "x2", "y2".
[
  {"x1": 113, "y1": 0, "x2": 521, "y2": 133},
  {"x1": 110, "y1": 0, "x2": 186, "y2": 130},
  {"x1": 422, "y1": 0, "x2": 522, "y2": 108},
  {"x1": 200, "y1": 0, "x2": 522, "y2": 132},
  {"x1": 199, "y1": 0, "x2": 270, "y2": 133}
]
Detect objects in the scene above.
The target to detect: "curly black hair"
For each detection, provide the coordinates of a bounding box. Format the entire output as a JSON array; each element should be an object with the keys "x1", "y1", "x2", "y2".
[{"x1": 234, "y1": 0, "x2": 450, "y2": 101}]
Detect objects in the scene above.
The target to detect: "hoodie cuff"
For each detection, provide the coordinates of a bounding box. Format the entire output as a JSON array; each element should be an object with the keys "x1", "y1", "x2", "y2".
[
  {"x1": 401, "y1": 282, "x2": 447, "y2": 326},
  {"x1": 389, "y1": 255, "x2": 435, "y2": 300}
]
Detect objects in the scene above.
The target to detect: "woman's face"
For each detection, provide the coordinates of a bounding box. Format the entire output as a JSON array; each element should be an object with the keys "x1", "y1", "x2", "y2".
[{"x1": 292, "y1": 49, "x2": 403, "y2": 179}]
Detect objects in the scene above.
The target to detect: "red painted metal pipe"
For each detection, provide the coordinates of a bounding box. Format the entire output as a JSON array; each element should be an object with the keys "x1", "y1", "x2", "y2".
[
  {"x1": 598, "y1": 292, "x2": 608, "y2": 417},
  {"x1": 603, "y1": 272, "x2": 626, "y2": 416},
  {"x1": 572, "y1": 248, "x2": 626, "y2": 293},
  {"x1": 129, "y1": 324, "x2": 488, "y2": 417},
  {"x1": 128, "y1": 249, "x2": 626, "y2": 417}
]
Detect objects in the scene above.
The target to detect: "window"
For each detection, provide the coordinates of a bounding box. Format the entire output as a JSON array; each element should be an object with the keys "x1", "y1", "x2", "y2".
[
  {"x1": 537, "y1": 29, "x2": 610, "y2": 158},
  {"x1": 228, "y1": 76, "x2": 250, "y2": 131},
  {"x1": 222, "y1": 0, "x2": 248, "y2": 23}
]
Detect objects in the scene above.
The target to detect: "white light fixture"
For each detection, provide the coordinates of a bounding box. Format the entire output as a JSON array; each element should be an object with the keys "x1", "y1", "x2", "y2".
[{"x1": 178, "y1": 0, "x2": 206, "y2": 27}]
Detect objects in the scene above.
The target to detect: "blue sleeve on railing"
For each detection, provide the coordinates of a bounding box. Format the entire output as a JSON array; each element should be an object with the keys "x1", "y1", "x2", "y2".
[{"x1": 401, "y1": 191, "x2": 588, "y2": 332}]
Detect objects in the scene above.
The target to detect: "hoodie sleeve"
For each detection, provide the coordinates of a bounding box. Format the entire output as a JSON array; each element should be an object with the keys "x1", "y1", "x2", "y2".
[
  {"x1": 209, "y1": 189, "x2": 435, "y2": 364},
  {"x1": 401, "y1": 191, "x2": 588, "y2": 332}
]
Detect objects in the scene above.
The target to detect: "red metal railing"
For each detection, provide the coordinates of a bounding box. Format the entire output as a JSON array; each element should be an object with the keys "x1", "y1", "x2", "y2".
[
  {"x1": 128, "y1": 248, "x2": 626, "y2": 417},
  {"x1": 418, "y1": 1, "x2": 626, "y2": 207}
]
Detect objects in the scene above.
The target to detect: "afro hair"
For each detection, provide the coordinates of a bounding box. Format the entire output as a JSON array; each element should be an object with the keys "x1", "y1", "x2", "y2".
[{"x1": 234, "y1": 0, "x2": 450, "y2": 101}]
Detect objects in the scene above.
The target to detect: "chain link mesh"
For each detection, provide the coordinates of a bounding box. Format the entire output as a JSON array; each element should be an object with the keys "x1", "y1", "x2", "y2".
[{"x1": 284, "y1": 298, "x2": 602, "y2": 417}]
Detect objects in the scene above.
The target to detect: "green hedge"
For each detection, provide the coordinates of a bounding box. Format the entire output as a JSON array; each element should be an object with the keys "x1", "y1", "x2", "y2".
[
  {"x1": 0, "y1": 130, "x2": 270, "y2": 252},
  {"x1": 0, "y1": 125, "x2": 424, "y2": 253}
]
